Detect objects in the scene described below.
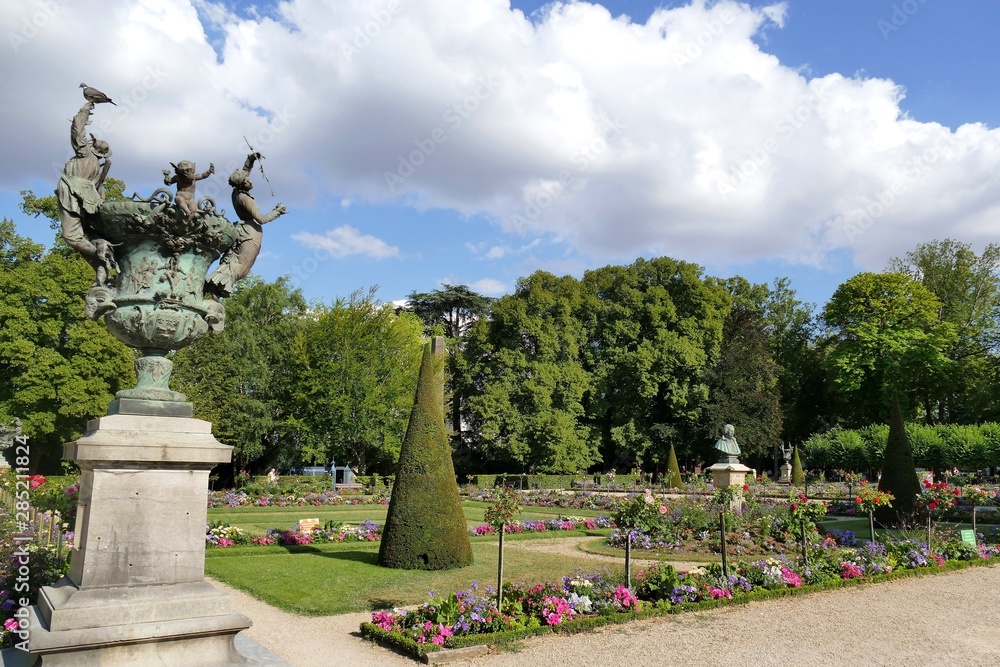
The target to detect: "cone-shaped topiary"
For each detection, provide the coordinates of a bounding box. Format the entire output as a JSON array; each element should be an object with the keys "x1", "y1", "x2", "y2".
[
  {"x1": 666, "y1": 444, "x2": 683, "y2": 489},
  {"x1": 875, "y1": 393, "x2": 920, "y2": 526},
  {"x1": 379, "y1": 337, "x2": 473, "y2": 570},
  {"x1": 791, "y1": 446, "x2": 805, "y2": 485}
]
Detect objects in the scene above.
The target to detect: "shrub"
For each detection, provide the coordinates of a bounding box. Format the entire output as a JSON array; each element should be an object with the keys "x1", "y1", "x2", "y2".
[
  {"x1": 876, "y1": 395, "x2": 920, "y2": 526},
  {"x1": 379, "y1": 339, "x2": 473, "y2": 570}
]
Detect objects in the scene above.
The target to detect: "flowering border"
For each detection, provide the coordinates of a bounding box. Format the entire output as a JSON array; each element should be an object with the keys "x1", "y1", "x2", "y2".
[{"x1": 359, "y1": 557, "x2": 995, "y2": 661}]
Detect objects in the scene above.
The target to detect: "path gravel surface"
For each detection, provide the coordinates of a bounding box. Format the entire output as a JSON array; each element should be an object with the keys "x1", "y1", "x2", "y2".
[{"x1": 218, "y1": 546, "x2": 1000, "y2": 667}]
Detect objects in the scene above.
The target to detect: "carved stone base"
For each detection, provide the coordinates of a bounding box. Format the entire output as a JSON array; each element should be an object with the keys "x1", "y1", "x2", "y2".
[
  {"x1": 708, "y1": 461, "x2": 752, "y2": 510},
  {"x1": 10, "y1": 413, "x2": 267, "y2": 666},
  {"x1": 22, "y1": 580, "x2": 253, "y2": 666}
]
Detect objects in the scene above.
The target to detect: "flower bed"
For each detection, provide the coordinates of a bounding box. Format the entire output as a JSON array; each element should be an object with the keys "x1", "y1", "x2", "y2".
[
  {"x1": 468, "y1": 516, "x2": 614, "y2": 536},
  {"x1": 360, "y1": 538, "x2": 1000, "y2": 660}
]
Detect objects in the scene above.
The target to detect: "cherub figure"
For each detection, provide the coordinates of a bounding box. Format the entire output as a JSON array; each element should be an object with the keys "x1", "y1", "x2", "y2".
[
  {"x1": 56, "y1": 101, "x2": 117, "y2": 286},
  {"x1": 206, "y1": 152, "x2": 286, "y2": 297},
  {"x1": 163, "y1": 160, "x2": 214, "y2": 220}
]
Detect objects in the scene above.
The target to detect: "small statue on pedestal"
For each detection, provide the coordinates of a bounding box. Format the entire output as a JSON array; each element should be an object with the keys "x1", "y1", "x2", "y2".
[{"x1": 714, "y1": 423, "x2": 741, "y2": 464}]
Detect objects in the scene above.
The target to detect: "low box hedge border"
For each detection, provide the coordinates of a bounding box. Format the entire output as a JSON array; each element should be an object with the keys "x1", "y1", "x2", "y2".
[{"x1": 360, "y1": 557, "x2": 997, "y2": 661}]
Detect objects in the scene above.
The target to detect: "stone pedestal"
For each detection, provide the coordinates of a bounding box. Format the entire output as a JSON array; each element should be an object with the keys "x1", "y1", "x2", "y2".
[
  {"x1": 779, "y1": 462, "x2": 792, "y2": 484},
  {"x1": 19, "y1": 410, "x2": 272, "y2": 666},
  {"x1": 708, "y1": 461, "x2": 752, "y2": 510}
]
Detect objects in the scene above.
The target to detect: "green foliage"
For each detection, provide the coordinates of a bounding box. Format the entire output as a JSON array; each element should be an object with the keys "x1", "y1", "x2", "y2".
[
  {"x1": 764, "y1": 277, "x2": 828, "y2": 442},
  {"x1": 0, "y1": 218, "x2": 134, "y2": 459},
  {"x1": 291, "y1": 288, "x2": 425, "y2": 473},
  {"x1": 173, "y1": 276, "x2": 308, "y2": 470},
  {"x1": 888, "y1": 239, "x2": 1000, "y2": 423},
  {"x1": 612, "y1": 490, "x2": 665, "y2": 534},
  {"x1": 460, "y1": 272, "x2": 597, "y2": 472},
  {"x1": 665, "y1": 444, "x2": 683, "y2": 490},
  {"x1": 633, "y1": 562, "x2": 679, "y2": 602},
  {"x1": 876, "y1": 395, "x2": 921, "y2": 525},
  {"x1": 791, "y1": 446, "x2": 804, "y2": 485},
  {"x1": 404, "y1": 283, "x2": 493, "y2": 446},
  {"x1": 405, "y1": 284, "x2": 493, "y2": 339},
  {"x1": 379, "y1": 341, "x2": 473, "y2": 570},
  {"x1": 702, "y1": 303, "x2": 783, "y2": 458},
  {"x1": 484, "y1": 486, "x2": 522, "y2": 529},
  {"x1": 581, "y1": 258, "x2": 730, "y2": 468},
  {"x1": 822, "y1": 272, "x2": 956, "y2": 427}
]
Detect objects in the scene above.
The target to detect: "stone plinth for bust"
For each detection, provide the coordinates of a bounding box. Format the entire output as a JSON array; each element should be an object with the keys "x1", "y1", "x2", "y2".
[
  {"x1": 779, "y1": 461, "x2": 792, "y2": 483},
  {"x1": 16, "y1": 402, "x2": 278, "y2": 666},
  {"x1": 708, "y1": 459, "x2": 752, "y2": 510}
]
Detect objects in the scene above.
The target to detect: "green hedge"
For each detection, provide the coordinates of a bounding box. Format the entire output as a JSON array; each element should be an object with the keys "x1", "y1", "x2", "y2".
[
  {"x1": 469, "y1": 473, "x2": 640, "y2": 490},
  {"x1": 359, "y1": 622, "x2": 440, "y2": 658},
  {"x1": 804, "y1": 422, "x2": 1000, "y2": 471}
]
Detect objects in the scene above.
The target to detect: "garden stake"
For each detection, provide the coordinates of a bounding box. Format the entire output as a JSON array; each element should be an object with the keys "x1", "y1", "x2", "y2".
[
  {"x1": 868, "y1": 510, "x2": 876, "y2": 547},
  {"x1": 800, "y1": 517, "x2": 808, "y2": 567},
  {"x1": 720, "y1": 511, "x2": 729, "y2": 579},
  {"x1": 625, "y1": 530, "x2": 632, "y2": 589},
  {"x1": 973, "y1": 506, "x2": 977, "y2": 535},
  {"x1": 927, "y1": 513, "x2": 932, "y2": 558},
  {"x1": 497, "y1": 523, "x2": 505, "y2": 612}
]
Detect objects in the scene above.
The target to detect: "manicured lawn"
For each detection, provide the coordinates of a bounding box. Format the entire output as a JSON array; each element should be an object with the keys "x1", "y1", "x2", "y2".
[
  {"x1": 207, "y1": 500, "x2": 607, "y2": 534},
  {"x1": 818, "y1": 517, "x2": 999, "y2": 542},
  {"x1": 205, "y1": 534, "x2": 620, "y2": 616},
  {"x1": 577, "y1": 537, "x2": 721, "y2": 563}
]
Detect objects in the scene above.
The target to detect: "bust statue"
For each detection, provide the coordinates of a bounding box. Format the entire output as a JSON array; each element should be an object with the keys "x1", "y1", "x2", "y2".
[{"x1": 714, "y1": 423, "x2": 741, "y2": 464}]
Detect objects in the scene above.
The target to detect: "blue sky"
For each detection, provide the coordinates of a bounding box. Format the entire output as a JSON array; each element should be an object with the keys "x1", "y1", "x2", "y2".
[{"x1": 3, "y1": 0, "x2": 1000, "y2": 312}]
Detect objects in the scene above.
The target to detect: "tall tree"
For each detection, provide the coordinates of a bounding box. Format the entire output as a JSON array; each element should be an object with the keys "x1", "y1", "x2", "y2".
[
  {"x1": 172, "y1": 276, "x2": 309, "y2": 471},
  {"x1": 0, "y1": 218, "x2": 134, "y2": 464},
  {"x1": 702, "y1": 304, "x2": 783, "y2": 462},
  {"x1": 291, "y1": 289, "x2": 425, "y2": 474},
  {"x1": 579, "y1": 257, "x2": 730, "y2": 470},
  {"x1": 459, "y1": 271, "x2": 596, "y2": 473},
  {"x1": 405, "y1": 284, "x2": 493, "y2": 445},
  {"x1": 763, "y1": 277, "x2": 831, "y2": 443},
  {"x1": 888, "y1": 239, "x2": 1000, "y2": 422},
  {"x1": 406, "y1": 284, "x2": 493, "y2": 339},
  {"x1": 822, "y1": 272, "x2": 956, "y2": 427}
]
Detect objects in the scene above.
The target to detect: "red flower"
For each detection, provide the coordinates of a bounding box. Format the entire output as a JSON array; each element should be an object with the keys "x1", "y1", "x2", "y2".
[
  {"x1": 929, "y1": 500, "x2": 939, "y2": 510},
  {"x1": 790, "y1": 503, "x2": 798, "y2": 511},
  {"x1": 855, "y1": 497, "x2": 862, "y2": 504},
  {"x1": 742, "y1": 484, "x2": 749, "y2": 491},
  {"x1": 953, "y1": 488, "x2": 961, "y2": 496}
]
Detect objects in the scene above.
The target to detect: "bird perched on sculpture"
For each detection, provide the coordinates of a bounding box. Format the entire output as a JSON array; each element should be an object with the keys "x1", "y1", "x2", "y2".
[{"x1": 80, "y1": 83, "x2": 116, "y2": 106}]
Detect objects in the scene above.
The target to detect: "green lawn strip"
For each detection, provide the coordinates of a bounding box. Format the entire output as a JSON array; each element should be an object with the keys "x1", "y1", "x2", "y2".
[
  {"x1": 205, "y1": 539, "x2": 623, "y2": 616},
  {"x1": 207, "y1": 501, "x2": 607, "y2": 534},
  {"x1": 362, "y1": 558, "x2": 999, "y2": 661},
  {"x1": 204, "y1": 529, "x2": 614, "y2": 559},
  {"x1": 576, "y1": 537, "x2": 720, "y2": 563},
  {"x1": 817, "y1": 517, "x2": 998, "y2": 542}
]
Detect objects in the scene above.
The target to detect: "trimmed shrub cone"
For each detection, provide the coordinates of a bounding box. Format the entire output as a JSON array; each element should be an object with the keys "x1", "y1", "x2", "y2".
[
  {"x1": 875, "y1": 392, "x2": 921, "y2": 527},
  {"x1": 378, "y1": 337, "x2": 473, "y2": 570},
  {"x1": 666, "y1": 444, "x2": 683, "y2": 489}
]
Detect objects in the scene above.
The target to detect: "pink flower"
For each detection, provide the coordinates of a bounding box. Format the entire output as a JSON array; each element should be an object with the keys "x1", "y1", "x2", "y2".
[
  {"x1": 709, "y1": 587, "x2": 732, "y2": 599},
  {"x1": 4, "y1": 618, "x2": 19, "y2": 632},
  {"x1": 841, "y1": 563, "x2": 864, "y2": 579},
  {"x1": 779, "y1": 567, "x2": 802, "y2": 588},
  {"x1": 658, "y1": 505, "x2": 667, "y2": 515},
  {"x1": 613, "y1": 585, "x2": 640, "y2": 609}
]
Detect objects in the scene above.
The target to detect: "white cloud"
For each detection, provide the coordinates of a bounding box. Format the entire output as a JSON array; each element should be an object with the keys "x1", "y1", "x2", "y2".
[
  {"x1": 469, "y1": 278, "x2": 508, "y2": 296},
  {"x1": 4, "y1": 0, "x2": 1000, "y2": 271},
  {"x1": 292, "y1": 226, "x2": 399, "y2": 259}
]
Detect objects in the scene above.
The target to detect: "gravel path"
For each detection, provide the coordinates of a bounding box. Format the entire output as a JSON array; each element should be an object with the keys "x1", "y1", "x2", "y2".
[{"x1": 219, "y1": 560, "x2": 1000, "y2": 667}]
